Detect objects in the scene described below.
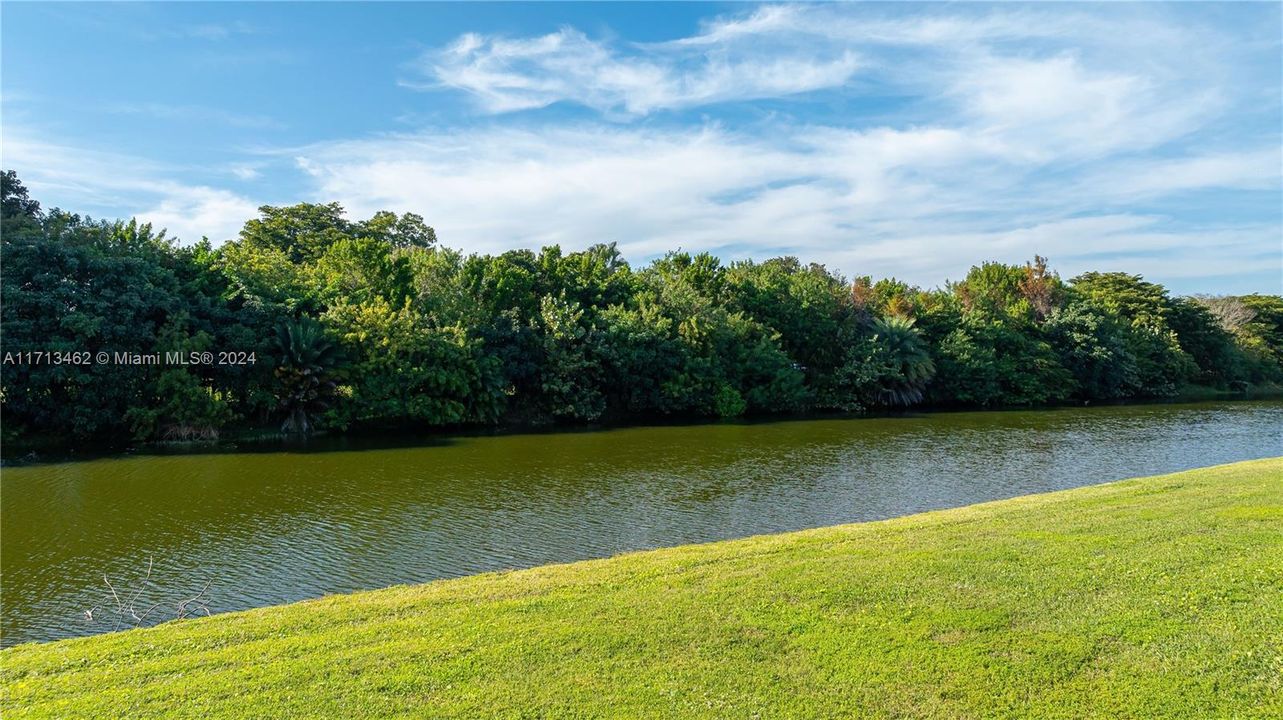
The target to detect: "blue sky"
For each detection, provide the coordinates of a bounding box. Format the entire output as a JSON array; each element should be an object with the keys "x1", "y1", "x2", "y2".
[{"x1": 3, "y1": 2, "x2": 1280, "y2": 293}]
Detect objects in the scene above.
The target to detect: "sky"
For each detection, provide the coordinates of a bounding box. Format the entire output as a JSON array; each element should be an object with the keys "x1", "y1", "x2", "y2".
[{"x1": 2, "y1": 2, "x2": 1281, "y2": 294}]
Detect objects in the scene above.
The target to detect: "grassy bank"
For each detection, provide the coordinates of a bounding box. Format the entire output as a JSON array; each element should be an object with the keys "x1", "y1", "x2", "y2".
[{"x1": 4, "y1": 459, "x2": 1281, "y2": 718}]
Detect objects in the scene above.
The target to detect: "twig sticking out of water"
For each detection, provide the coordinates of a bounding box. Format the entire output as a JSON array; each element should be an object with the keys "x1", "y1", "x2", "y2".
[
  {"x1": 176, "y1": 578, "x2": 213, "y2": 620},
  {"x1": 84, "y1": 557, "x2": 214, "y2": 631}
]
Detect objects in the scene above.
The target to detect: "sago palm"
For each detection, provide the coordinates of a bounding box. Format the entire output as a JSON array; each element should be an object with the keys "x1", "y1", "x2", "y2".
[
  {"x1": 869, "y1": 316, "x2": 936, "y2": 406},
  {"x1": 274, "y1": 317, "x2": 342, "y2": 434}
]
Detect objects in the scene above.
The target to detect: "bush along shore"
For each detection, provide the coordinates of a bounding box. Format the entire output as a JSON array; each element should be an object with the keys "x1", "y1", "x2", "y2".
[
  {"x1": 3, "y1": 457, "x2": 1281, "y2": 718},
  {"x1": 5, "y1": 170, "x2": 1283, "y2": 451}
]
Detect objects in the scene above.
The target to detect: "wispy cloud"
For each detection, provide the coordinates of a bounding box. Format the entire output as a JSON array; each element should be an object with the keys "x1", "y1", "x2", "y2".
[
  {"x1": 284, "y1": 120, "x2": 1279, "y2": 289},
  {"x1": 228, "y1": 163, "x2": 264, "y2": 181},
  {"x1": 408, "y1": 3, "x2": 1245, "y2": 131},
  {"x1": 408, "y1": 25, "x2": 860, "y2": 115},
  {"x1": 313, "y1": 4, "x2": 1280, "y2": 290},
  {"x1": 3, "y1": 132, "x2": 258, "y2": 245},
  {"x1": 1076, "y1": 149, "x2": 1283, "y2": 202}
]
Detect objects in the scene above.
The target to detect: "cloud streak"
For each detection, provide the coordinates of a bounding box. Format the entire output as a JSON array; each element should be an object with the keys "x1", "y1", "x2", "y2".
[{"x1": 410, "y1": 24, "x2": 860, "y2": 115}]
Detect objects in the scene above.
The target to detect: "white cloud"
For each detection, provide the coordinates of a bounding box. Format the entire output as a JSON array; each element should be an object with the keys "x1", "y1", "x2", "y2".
[
  {"x1": 2, "y1": 133, "x2": 258, "y2": 244},
  {"x1": 137, "y1": 186, "x2": 259, "y2": 244},
  {"x1": 229, "y1": 164, "x2": 262, "y2": 181},
  {"x1": 409, "y1": 3, "x2": 1231, "y2": 128},
  {"x1": 283, "y1": 120, "x2": 1279, "y2": 288},
  {"x1": 371, "y1": 3, "x2": 1279, "y2": 291},
  {"x1": 664, "y1": 5, "x2": 801, "y2": 47},
  {"x1": 1079, "y1": 149, "x2": 1283, "y2": 201},
  {"x1": 836, "y1": 216, "x2": 1282, "y2": 293},
  {"x1": 411, "y1": 25, "x2": 860, "y2": 115},
  {"x1": 945, "y1": 52, "x2": 1220, "y2": 162}
]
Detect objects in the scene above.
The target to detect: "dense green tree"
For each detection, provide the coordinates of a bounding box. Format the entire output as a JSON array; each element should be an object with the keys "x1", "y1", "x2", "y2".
[
  {"x1": 931, "y1": 319, "x2": 1074, "y2": 406},
  {"x1": 726, "y1": 257, "x2": 857, "y2": 397},
  {"x1": 356, "y1": 210, "x2": 437, "y2": 250},
  {"x1": 1043, "y1": 301, "x2": 1140, "y2": 400},
  {"x1": 1237, "y1": 295, "x2": 1283, "y2": 378},
  {"x1": 1071, "y1": 272, "x2": 1197, "y2": 395},
  {"x1": 598, "y1": 303, "x2": 686, "y2": 414},
  {"x1": 308, "y1": 237, "x2": 413, "y2": 307},
  {"x1": 953, "y1": 262, "x2": 1031, "y2": 321},
  {"x1": 4, "y1": 171, "x2": 1281, "y2": 450},
  {"x1": 952, "y1": 257, "x2": 1067, "y2": 323},
  {"x1": 2, "y1": 210, "x2": 196, "y2": 440},
  {"x1": 1, "y1": 170, "x2": 42, "y2": 235},
  {"x1": 536, "y1": 295, "x2": 607, "y2": 421},
  {"x1": 1167, "y1": 298, "x2": 1248, "y2": 388},
  {"x1": 634, "y1": 252, "x2": 808, "y2": 417},
  {"x1": 123, "y1": 313, "x2": 236, "y2": 441},
  {"x1": 126, "y1": 368, "x2": 234, "y2": 442},
  {"x1": 1186, "y1": 294, "x2": 1283, "y2": 384},
  {"x1": 322, "y1": 299, "x2": 503, "y2": 428},
  {"x1": 238, "y1": 203, "x2": 353, "y2": 264}
]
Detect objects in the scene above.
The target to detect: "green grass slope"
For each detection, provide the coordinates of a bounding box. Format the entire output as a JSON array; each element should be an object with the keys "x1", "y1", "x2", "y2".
[{"x1": 4, "y1": 458, "x2": 1281, "y2": 719}]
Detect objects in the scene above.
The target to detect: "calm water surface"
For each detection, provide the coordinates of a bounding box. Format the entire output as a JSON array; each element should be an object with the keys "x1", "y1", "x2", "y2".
[{"x1": 3, "y1": 401, "x2": 1281, "y2": 646}]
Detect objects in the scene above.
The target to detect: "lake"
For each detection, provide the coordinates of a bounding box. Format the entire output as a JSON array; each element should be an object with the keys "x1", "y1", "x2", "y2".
[{"x1": 3, "y1": 400, "x2": 1281, "y2": 646}]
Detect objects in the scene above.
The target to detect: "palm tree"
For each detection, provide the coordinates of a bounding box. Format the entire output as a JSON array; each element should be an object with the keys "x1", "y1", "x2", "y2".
[
  {"x1": 273, "y1": 317, "x2": 342, "y2": 434},
  {"x1": 868, "y1": 316, "x2": 936, "y2": 406}
]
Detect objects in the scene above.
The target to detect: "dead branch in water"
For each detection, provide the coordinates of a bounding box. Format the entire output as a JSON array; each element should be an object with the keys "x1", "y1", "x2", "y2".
[{"x1": 84, "y1": 556, "x2": 215, "y2": 632}]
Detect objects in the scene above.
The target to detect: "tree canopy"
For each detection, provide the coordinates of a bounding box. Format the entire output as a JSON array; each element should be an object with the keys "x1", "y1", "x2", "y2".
[{"x1": 3, "y1": 171, "x2": 1280, "y2": 447}]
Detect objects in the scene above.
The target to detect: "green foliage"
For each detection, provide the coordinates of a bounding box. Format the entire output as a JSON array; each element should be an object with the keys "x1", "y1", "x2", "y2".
[
  {"x1": 712, "y1": 383, "x2": 748, "y2": 417},
  {"x1": 3, "y1": 170, "x2": 1281, "y2": 448},
  {"x1": 1235, "y1": 294, "x2": 1283, "y2": 380},
  {"x1": 1070, "y1": 272, "x2": 1198, "y2": 395},
  {"x1": 323, "y1": 299, "x2": 502, "y2": 428},
  {"x1": 356, "y1": 210, "x2": 437, "y2": 250},
  {"x1": 238, "y1": 202, "x2": 354, "y2": 264},
  {"x1": 931, "y1": 319, "x2": 1074, "y2": 406},
  {"x1": 308, "y1": 237, "x2": 413, "y2": 308},
  {"x1": 861, "y1": 316, "x2": 937, "y2": 407},
  {"x1": 629, "y1": 253, "x2": 809, "y2": 417},
  {"x1": 1166, "y1": 298, "x2": 1248, "y2": 388},
  {"x1": 273, "y1": 317, "x2": 342, "y2": 434},
  {"x1": 598, "y1": 304, "x2": 685, "y2": 414},
  {"x1": 123, "y1": 314, "x2": 236, "y2": 441},
  {"x1": 954, "y1": 261, "x2": 1031, "y2": 321},
  {"x1": 1, "y1": 170, "x2": 42, "y2": 235},
  {"x1": 1043, "y1": 301, "x2": 1141, "y2": 400},
  {"x1": 125, "y1": 369, "x2": 234, "y2": 442},
  {"x1": 536, "y1": 295, "x2": 606, "y2": 422},
  {"x1": 0, "y1": 193, "x2": 239, "y2": 442},
  {"x1": 726, "y1": 257, "x2": 854, "y2": 378}
]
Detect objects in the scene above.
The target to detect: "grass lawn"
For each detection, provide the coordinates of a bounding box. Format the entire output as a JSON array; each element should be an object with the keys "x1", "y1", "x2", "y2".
[{"x1": 3, "y1": 458, "x2": 1281, "y2": 719}]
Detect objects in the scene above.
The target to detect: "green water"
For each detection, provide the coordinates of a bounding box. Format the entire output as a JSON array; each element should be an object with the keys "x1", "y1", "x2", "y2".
[{"x1": 3, "y1": 401, "x2": 1281, "y2": 646}]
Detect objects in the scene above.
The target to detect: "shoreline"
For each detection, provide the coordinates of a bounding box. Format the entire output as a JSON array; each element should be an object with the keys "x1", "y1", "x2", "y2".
[
  {"x1": 5, "y1": 458, "x2": 1281, "y2": 717},
  {"x1": 6, "y1": 387, "x2": 1282, "y2": 467}
]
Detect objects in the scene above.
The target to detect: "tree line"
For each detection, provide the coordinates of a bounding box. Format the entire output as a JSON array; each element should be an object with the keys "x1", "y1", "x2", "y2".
[{"x1": 3, "y1": 170, "x2": 1281, "y2": 447}]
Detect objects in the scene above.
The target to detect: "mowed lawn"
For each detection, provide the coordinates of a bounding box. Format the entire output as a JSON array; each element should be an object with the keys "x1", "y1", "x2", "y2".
[{"x1": 3, "y1": 458, "x2": 1281, "y2": 719}]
